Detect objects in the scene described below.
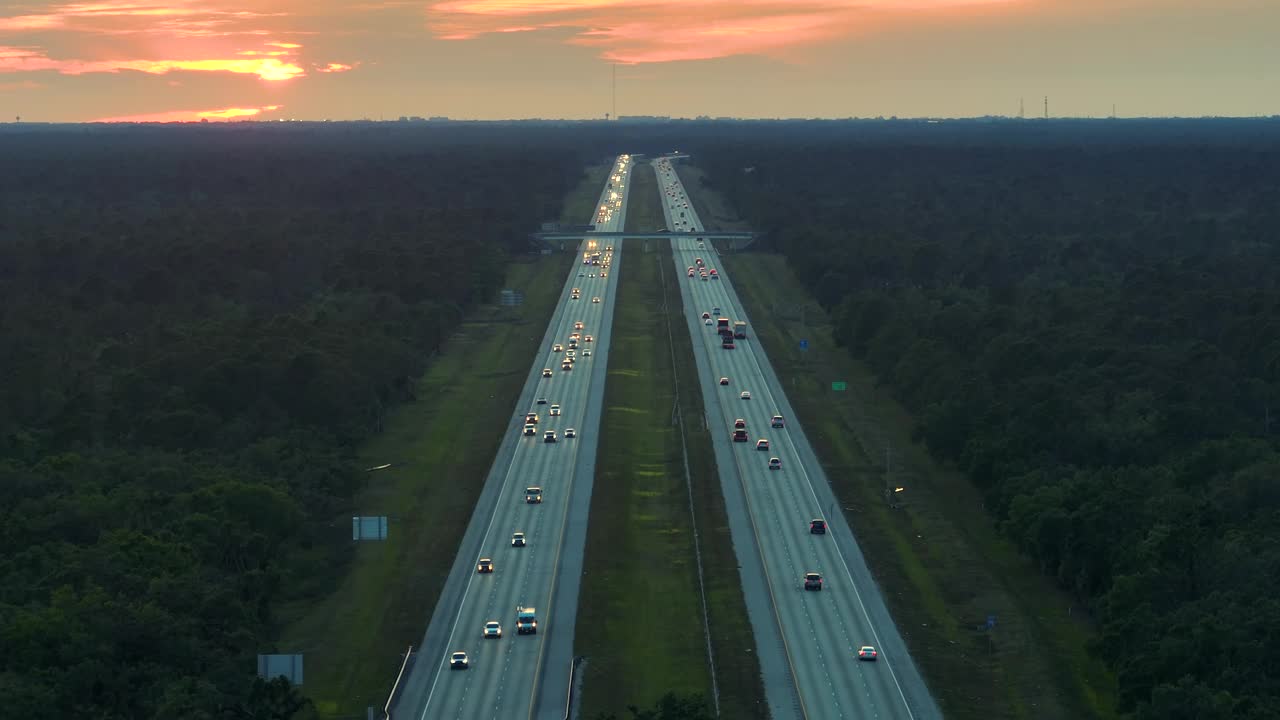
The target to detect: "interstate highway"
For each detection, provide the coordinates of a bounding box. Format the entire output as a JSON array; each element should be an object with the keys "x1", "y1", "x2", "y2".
[
  {"x1": 653, "y1": 157, "x2": 943, "y2": 720},
  {"x1": 391, "y1": 155, "x2": 632, "y2": 720}
]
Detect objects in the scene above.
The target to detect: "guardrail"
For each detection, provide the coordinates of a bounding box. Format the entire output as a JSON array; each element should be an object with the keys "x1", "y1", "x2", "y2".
[
  {"x1": 563, "y1": 656, "x2": 582, "y2": 720},
  {"x1": 383, "y1": 645, "x2": 413, "y2": 720}
]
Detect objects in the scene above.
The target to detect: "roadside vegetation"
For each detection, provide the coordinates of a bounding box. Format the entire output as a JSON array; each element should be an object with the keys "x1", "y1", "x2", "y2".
[
  {"x1": 0, "y1": 127, "x2": 589, "y2": 719},
  {"x1": 576, "y1": 162, "x2": 766, "y2": 719},
  {"x1": 685, "y1": 122, "x2": 1280, "y2": 720}
]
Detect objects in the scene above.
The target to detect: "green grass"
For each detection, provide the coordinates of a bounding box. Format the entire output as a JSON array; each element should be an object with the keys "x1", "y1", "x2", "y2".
[
  {"x1": 575, "y1": 164, "x2": 766, "y2": 718},
  {"x1": 560, "y1": 163, "x2": 611, "y2": 224},
  {"x1": 677, "y1": 165, "x2": 1119, "y2": 720},
  {"x1": 275, "y1": 168, "x2": 604, "y2": 719}
]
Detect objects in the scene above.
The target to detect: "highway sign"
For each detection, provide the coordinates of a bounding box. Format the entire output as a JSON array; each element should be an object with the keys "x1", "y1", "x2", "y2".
[
  {"x1": 799, "y1": 339, "x2": 809, "y2": 351},
  {"x1": 831, "y1": 381, "x2": 847, "y2": 391}
]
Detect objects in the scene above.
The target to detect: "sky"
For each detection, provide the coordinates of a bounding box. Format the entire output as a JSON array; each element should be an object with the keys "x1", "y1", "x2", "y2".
[{"x1": 0, "y1": 0, "x2": 1276, "y2": 123}]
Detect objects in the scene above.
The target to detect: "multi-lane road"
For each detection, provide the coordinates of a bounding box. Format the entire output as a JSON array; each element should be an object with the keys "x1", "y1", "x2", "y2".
[
  {"x1": 392, "y1": 155, "x2": 633, "y2": 720},
  {"x1": 654, "y1": 156, "x2": 942, "y2": 720}
]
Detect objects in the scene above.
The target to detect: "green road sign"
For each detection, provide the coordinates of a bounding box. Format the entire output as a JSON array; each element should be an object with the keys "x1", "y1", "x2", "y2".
[{"x1": 832, "y1": 381, "x2": 847, "y2": 391}]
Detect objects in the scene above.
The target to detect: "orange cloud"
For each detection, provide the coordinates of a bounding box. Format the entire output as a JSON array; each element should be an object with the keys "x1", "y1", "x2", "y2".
[
  {"x1": 427, "y1": 0, "x2": 1020, "y2": 62},
  {"x1": 0, "y1": 45, "x2": 304, "y2": 79},
  {"x1": 93, "y1": 103, "x2": 283, "y2": 122},
  {"x1": 316, "y1": 62, "x2": 353, "y2": 73}
]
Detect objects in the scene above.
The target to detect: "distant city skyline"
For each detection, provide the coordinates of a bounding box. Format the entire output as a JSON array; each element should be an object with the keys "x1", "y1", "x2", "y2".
[{"x1": 0, "y1": 0, "x2": 1276, "y2": 123}]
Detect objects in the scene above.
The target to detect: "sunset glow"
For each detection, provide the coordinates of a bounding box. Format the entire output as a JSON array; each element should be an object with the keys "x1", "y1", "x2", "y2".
[
  {"x1": 92, "y1": 103, "x2": 283, "y2": 122},
  {"x1": 0, "y1": 0, "x2": 1275, "y2": 121}
]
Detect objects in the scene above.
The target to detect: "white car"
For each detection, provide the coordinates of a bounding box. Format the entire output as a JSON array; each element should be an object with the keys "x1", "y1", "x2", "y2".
[
  {"x1": 592, "y1": 297, "x2": 601, "y2": 303},
  {"x1": 565, "y1": 428, "x2": 577, "y2": 438},
  {"x1": 450, "y1": 652, "x2": 469, "y2": 669},
  {"x1": 549, "y1": 404, "x2": 561, "y2": 416},
  {"x1": 483, "y1": 621, "x2": 502, "y2": 639},
  {"x1": 705, "y1": 318, "x2": 713, "y2": 325},
  {"x1": 740, "y1": 391, "x2": 752, "y2": 400},
  {"x1": 512, "y1": 532, "x2": 527, "y2": 547},
  {"x1": 582, "y1": 349, "x2": 591, "y2": 356}
]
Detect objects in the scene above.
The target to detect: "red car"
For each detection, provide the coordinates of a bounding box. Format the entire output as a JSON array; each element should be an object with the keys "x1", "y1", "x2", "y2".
[{"x1": 732, "y1": 429, "x2": 749, "y2": 442}]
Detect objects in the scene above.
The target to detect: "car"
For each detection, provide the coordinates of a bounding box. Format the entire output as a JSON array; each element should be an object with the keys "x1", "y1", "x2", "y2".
[
  {"x1": 688, "y1": 270, "x2": 695, "y2": 277},
  {"x1": 709, "y1": 269, "x2": 718, "y2": 276},
  {"x1": 858, "y1": 646, "x2": 878, "y2": 661},
  {"x1": 511, "y1": 532, "x2": 527, "y2": 546},
  {"x1": 701, "y1": 274, "x2": 709, "y2": 281},
  {"x1": 569, "y1": 332, "x2": 581, "y2": 340},
  {"x1": 756, "y1": 439, "x2": 770, "y2": 451},
  {"x1": 809, "y1": 518, "x2": 827, "y2": 534},
  {"x1": 566, "y1": 356, "x2": 576, "y2": 364},
  {"x1": 705, "y1": 318, "x2": 714, "y2": 326},
  {"x1": 483, "y1": 621, "x2": 502, "y2": 639},
  {"x1": 688, "y1": 267, "x2": 696, "y2": 273},
  {"x1": 542, "y1": 368, "x2": 553, "y2": 378},
  {"x1": 804, "y1": 572, "x2": 823, "y2": 591},
  {"x1": 450, "y1": 651, "x2": 469, "y2": 669},
  {"x1": 553, "y1": 344, "x2": 562, "y2": 352},
  {"x1": 565, "y1": 428, "x2": 576, "y2": 438},
  {"x1": 578, "y1": 272, "x2": 585, "y2": 277},
  {"x1": 712, "y1": 307, "x2": 721, "y2": 315},
  {"x1": 572, "y1": 288, "x2": 581, "y2": 295},
  {"x1": 585, "y1": 335, "x2": 593, "y2": 342},
  {"x1": 722, "y1": 339, "x2": 735, "y2": 349},
  {"x1": 720, "y1": 377, "x2": 730, "y2": 386},
  {"x1": 571, "y1": 294, "x2": 579, "y2": 300},
  {"x1": 566, "y1": 349, "x2": 575, "y2": 357},
  {"x1": 601, "y1": 271, "x2": 608, "y2": 277},
  {"x1": 523, "y1": 423, "x2": 536, "y2": 436},
  {"x1": 549, "y1": 404, "x2": 561, "y2": 416},
  {"x1": 525, "y1": 487, "x2": 542, "y2": 503},
  {"x1": 525, "y1": 412, "x2": 539, "y2": 424},
  {"x1": 592, "y1": 297, "x2": 601, "y2": 303},
  {"x1": 536, "y1": 397, "x2": 547, "y2": 405},
  {"x1": 589, "y1": 273, "x2": 596, "y2": 278},
  {"x1": 732, "y1": 429, "x2": 749, "y2": 442},
  {"x1": 701, "y1": 312, "x2": 711, "y2": 320},
  {"x1": 582, "y1": 349, "x2": 592, "y2": 356},
  {"x1": 562, "y1": 362, "x2": 572, "y2": 371},
  {"x1": 768, "y1": 457, "x2": 782, "y2": 470},
  {"x1": 574, "y1": 321, "x2": 585, "y2": 330},
  {"x1": 740, "y1": 391, "x2": 751, "y2": 400},
  {"x1": 771, "y1": 415, "x2": 785, "y2": 428},
  {"x1": 695, "y1": 257, "x2": 703, "y2": 265},
  {"x1": 477, "y1": 558, "x2": 494, "y2": 573},
  {"x1": 734, "y1": 418, "x2": 746, "y2": 429},
  {"x1": 544, "y1": 430, "x2": 557, "y2": 443}
]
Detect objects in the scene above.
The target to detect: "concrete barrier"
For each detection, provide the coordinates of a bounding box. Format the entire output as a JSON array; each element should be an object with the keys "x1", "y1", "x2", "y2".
[{"x1": 383, "y1": 645, "x2": 413, "y2": 720}]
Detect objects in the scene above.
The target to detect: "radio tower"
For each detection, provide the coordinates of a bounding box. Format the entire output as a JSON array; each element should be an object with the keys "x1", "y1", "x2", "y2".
[
  {"x1": 611, "y1": 63, "x2": 616, "y2": 121},
  {"x1": 1019, "y1": 97, "x2": 1024, "y2": 119},
  {"x1": 1044, "y1": 96, "x2": 1049, "y2": 119}
]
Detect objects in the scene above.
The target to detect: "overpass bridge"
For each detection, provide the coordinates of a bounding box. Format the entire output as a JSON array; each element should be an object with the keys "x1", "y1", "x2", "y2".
[{"x1": 531, "y1": 230, "x2": 756, "y2": 252}]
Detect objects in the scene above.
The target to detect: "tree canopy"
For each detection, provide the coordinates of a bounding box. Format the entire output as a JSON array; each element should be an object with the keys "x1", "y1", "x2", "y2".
[{"x1": 693, "y1": 120, "x2": 1280, "y2": 719}]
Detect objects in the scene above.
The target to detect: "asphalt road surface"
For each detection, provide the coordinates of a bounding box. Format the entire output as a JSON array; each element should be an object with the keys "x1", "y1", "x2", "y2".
[
  {"x1": 392, "y1": 156, "x2": 633, "y2": 720},
  {"x1": 653, "y1": 157, "x2": 943, "y2": 720}
]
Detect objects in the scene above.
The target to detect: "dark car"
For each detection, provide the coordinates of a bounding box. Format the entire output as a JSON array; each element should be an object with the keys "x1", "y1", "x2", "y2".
[
  {"x1": 809, "y1": 519, "x2": 827, "y2": 534},
  {"x1": 732, "y1": 429, "x2": 749, "y2": 442},
  {"x1": 804, "y1": 572, "x2": 823, "y2": 591}
]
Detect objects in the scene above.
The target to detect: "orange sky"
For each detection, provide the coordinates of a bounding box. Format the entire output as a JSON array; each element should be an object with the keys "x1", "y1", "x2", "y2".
[{"x1": 0, "y1": 0, "x2": 1276, "y2": 122}]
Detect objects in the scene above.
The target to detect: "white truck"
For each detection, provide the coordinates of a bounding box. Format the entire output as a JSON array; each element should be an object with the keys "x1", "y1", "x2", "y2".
[{"x1": 517, "y1": 606, "x2": 538, "y2": 634}]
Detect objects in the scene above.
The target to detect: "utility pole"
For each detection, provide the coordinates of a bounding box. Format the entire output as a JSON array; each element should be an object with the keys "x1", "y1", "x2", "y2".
[
  {"x1": 1019, "y1": 97, "x2": 1024, "y2": 119},
  {"x1": 1044, "y1": 96, "x2": 1049, "y2": 120},
  {"x1": 611, "y1": 63, "x2": 616, "y2": 121}
]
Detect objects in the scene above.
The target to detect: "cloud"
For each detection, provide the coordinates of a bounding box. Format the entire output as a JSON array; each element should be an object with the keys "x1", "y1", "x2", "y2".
[
  {"x1": 93, "y1": 103, "x2": 283, "y2": 122},
  {"x1": 316, "y1": 62, "x2": 353, "y2": 72},
  {"x1": 0, "y1": 44, "x2": 305, "y2": 79},
  {"x1": 427, "y1": 0, "x2": 1020, "y2": 63}
]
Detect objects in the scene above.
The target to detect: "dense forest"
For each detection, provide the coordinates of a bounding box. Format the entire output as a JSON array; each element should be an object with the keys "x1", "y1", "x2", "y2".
[
  {"x1": 0, "y1": 125, "x2": 589, "y2": 719},
  {"x1": 693, "y1": 120, "x2": 1280, "y2": 719}
]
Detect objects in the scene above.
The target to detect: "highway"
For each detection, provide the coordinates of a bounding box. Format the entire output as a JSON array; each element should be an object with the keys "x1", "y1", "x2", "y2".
[
  {"x1": 653, "y1": 157, "x2": 943, "y2": 720},
  {"x1": 392, "y1": 156, "x2": 633, "y2": 720}
]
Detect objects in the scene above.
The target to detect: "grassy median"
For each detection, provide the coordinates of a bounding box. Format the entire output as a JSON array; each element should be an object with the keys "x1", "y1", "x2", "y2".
[
  {"x1": 681, "y1": 164, "x2": 1118, "y2": 720},
  {"x1": 275, "y1": 166, "x2": 603, "y2": 719},
  {"x1": 575, "y1": 164, "x2": 766, "y2": 719}
]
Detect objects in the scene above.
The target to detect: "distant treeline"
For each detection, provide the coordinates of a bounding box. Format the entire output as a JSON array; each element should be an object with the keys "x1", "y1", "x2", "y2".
[
  {"x1": 694, "y1": 123, "x2": 1280, "y2": 720},
  {"x1": 0, "y1": 127, "x2": 586, "y2": 719}
]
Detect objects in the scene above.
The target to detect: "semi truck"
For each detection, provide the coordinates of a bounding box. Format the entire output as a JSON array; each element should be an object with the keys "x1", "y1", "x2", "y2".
[
  {"x1": 517, "y1": 607, "x2": 538, "y2": 634},
  {"x1": 733, "y1": 321, "x2": 747, "y2": 339}
]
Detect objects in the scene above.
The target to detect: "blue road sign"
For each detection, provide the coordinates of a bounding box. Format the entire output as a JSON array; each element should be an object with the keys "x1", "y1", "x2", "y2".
[
  {"x1": 986, "y1": 615, "x2": 997, "y2": 629},
  {"x1": 799, "y1": 339, "x2": 809, "y2": 351}
]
